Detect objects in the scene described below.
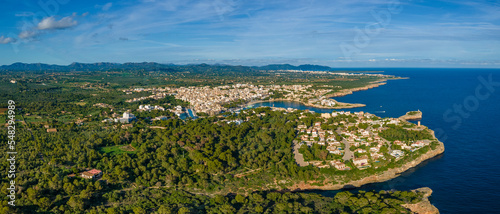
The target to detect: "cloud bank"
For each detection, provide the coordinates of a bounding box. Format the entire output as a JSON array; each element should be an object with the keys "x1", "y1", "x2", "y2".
[
  {"x1": 0, "y1": 0, "x2": 499, "y2": 67},
  {"x1": 18, "y1": 30, "x2": 38, "y2": 39},
  {"x1": 0, "y1": 36, "x2": 16, "y2": 44},
  {"x1": 37, "y1": 16, "x2": 78, "y2": 30}
]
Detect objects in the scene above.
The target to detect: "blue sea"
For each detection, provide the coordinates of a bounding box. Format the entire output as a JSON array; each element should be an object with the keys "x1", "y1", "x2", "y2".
[{"x1": 253, "y1": 68, "x2": 500, "y2": 214}]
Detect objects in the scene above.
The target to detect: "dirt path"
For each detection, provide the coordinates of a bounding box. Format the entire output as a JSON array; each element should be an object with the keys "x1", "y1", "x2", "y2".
[
  {"x1": 293, "y1": 141, "x2": 309, "y2": 167},
  {"x1": 234, "y1": 168, "x2": 261, "y2": 178}
]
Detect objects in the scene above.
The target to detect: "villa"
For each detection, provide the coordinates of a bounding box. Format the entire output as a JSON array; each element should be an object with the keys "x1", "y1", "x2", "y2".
[
  {"x1": 353, "y1": 156, "x2": 369, "y2": 167},
  {"x1": 115, "y1": 112, "x2": 136, "y2": 123},
  {"x1": 81, "y1": 169, "x2": 103, "y2": 179},
  {"x1": 390, "y1": 150, "x2": 405, "y2": 159},
  {"x1": 331, "y1": 160, "x2": 349, "y2": 170}
]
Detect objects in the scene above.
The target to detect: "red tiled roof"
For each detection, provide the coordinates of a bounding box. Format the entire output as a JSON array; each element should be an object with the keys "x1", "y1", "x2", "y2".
[{"x1": 87, "y1": 169, "x2": 102, "y2": 175}]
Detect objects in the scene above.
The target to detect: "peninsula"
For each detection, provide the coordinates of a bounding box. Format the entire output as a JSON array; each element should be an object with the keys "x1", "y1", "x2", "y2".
[
  {"x1": 0, "y1": 63, "x2": 441, "y2": 213},
  {"x1": 232, "y1": 107, "x2": 445, "y2": 192}
]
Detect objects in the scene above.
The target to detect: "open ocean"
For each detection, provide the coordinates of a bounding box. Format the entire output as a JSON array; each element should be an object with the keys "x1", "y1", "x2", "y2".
[{"x1": 253, "y1": 68, "x2": 500, "y2": 213}]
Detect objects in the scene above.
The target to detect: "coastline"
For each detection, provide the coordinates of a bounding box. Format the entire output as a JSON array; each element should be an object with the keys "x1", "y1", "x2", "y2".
[
  {"x1": 227, "y1": 76, "x2": 446, "y2": 200},
  {"x1": 244, "y1": 79, "x2": 394, "y2": 110},
  {"x1": 289, "y1": 130, "x2": 445, "y2": 191},
  {"x1": 245, "y1": 98, "x2": 366, "y2": 109},
  {"x1": 403, "y1": 187, "x2": 440, "y2": 214},
  {"x1": 325, "y1": 79, "x2": 388, "y2": 98}
]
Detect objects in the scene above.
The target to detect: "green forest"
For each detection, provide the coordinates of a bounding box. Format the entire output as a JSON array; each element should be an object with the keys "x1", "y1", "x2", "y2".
[{"x1": 0, "y1": 66, "x2": 434, "y2": 213}]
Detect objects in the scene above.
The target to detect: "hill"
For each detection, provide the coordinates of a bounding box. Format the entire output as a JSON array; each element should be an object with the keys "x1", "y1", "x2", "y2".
[{"x1": 0, "y1": 62, "x2": 335, "y2": 72}]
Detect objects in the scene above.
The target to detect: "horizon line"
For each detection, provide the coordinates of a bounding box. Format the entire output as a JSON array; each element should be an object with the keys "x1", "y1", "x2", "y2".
[{"x1": 1, "y1": 61, "x2": 499, "y2": 69}]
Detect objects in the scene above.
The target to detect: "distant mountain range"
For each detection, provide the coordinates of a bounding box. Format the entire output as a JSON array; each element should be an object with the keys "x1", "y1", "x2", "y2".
[
  {"x1": 0, "y1": 62, "x2": 334, "y2": 72},
  {"x1": 0, "y1": 62, "x2": 177, "y2": 71}
]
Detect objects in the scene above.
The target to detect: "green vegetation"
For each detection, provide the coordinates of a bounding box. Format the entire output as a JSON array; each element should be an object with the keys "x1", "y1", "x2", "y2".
[
  {"x1": 99, "y1": 145, "x2": 136, "y2": 156},
  {"x1": 299, "y1": 144, "x2": 341, "y2": 161},
  {"x1": 380, "y1": 125, "x2": 433, "y2": 142},
  {"x1": 80, "y1": 188, "x2": 422, "y2": 214},
  {"x1": 407, "y1": 111, "x2": 420, "y2": 115},
  {"x1": 0, "y1": 66, "x2": 429, "y2": 213},
  {"x1": 0, "y1": 64, "x2": 393, "y2": 104}
]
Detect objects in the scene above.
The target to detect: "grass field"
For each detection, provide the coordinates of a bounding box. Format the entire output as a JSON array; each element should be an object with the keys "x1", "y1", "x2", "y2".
[
  {"x1": 88, "y1": 109, "x2": 102, "y2": 117},
  {"x1": 24, "y1": 115, "x2": 46, "y2": 123},
  {"x1": 99, "y1": 145, "x2": 136, "y2": 156},
  {"x1": 57, "y1": 115, "x2": 76, "y2": 122},
  {"x1": 73, "y1": 102, "x2": 87, "y2": 106}
]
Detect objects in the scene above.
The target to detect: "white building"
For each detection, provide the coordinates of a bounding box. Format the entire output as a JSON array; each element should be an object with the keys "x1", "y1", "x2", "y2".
[
  {"x1": 390, "y1": 150, "x2": 404, "y2": 158},
  {"x1": 115, "y1": 112, "x2": 136, "y2": 123},
  {"x1": 320, "y1": 99, "x2": 336, "y2": 107}
]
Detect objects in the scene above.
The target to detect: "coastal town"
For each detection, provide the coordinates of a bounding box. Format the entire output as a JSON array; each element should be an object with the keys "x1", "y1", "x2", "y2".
[
  {"x1": 99, "y1": 91, "x2": 438, "y2": 173},
  {"x1": 122, "y1": 83, "x2": 336, "y2": 115},
  {"x1": 91, "y1": 76, "x2": 437, "y2": 176},
  {"x1": 4, "y1": 0, "x2": 485, "y2": 211},
  {"x1": 290, "y1": 110, "x2": 437, "y2": 170},
  {"x1": 0, "y1": 65, "x2": 445, "y2": 214},
  {"x1": 121, "y1": 72, "x2": 394, "y2": 116},
  {"x1": 209, "y1": 105, "x2": 439, "y2": 173}
]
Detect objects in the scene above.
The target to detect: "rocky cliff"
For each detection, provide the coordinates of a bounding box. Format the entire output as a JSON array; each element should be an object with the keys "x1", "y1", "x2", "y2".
[
  {"x1": 403, "y1": 187, "x2": 440, "y2": 214},
  {"x1": 290, "y1": 140, "x2": 445, "y2": 191}
]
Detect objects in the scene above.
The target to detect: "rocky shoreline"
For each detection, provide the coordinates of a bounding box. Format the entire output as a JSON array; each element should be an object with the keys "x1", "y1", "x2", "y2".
[
  {"x1": 289, "y1": 134, "x2": 445, "y2": 191},
  {"x1": 326, "y1": 80, "x2": 388, "y2": 98},
  {"x1": 400, "y1": 110, "x2": 423, "y2": 120},
  {"x1": 403, "y1": 187, "x2": 440, "y2": 214}
]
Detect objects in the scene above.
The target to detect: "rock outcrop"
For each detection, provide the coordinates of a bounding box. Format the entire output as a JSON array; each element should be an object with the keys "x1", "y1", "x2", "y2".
[
  {"x1": 403, "y1": 187, "x2": 440, "y2": 214},
  {"x1": 400, "y1": 111, "x2": 423, "y2": 120}
]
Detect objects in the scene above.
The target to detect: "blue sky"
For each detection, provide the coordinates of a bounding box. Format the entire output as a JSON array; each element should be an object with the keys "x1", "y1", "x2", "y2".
[{"x1": 0, "y1": 0, "x2": 499, "y2": 67}]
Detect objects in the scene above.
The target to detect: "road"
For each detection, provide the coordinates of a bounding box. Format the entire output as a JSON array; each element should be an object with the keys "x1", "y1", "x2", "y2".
[
  {"x1": 342, "y1": 139, "x2": 354, "y2": 161},
  {"x1": 293, "y1": 141, "x2": 309, "y2": 167}
]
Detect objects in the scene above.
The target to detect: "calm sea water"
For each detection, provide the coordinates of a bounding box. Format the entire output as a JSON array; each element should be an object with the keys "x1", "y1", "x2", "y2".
[{"x1": 253, "y1": 68, "x2": 500, "y2": 214}]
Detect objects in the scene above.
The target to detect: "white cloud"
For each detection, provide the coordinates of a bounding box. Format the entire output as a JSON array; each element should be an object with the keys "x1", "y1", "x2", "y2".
[
  {"x1": 95, "y1": 3, "x2": 113, "y2": 11},
  {"x1": 19, "y1": 30, "x2": 39, "y2": 39},
  {"x1": 37, "y1": 16, "x2": 78, "y2": 30},
  {"x1": 0, "y1": 36, "x2": 16, "y2": 44},
  {"x1": 15, "y1": 15, "x2": 79, "y2": 41},
  {"x1": 102, "y1": 3, "x2": 113, "y2": 11}
]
